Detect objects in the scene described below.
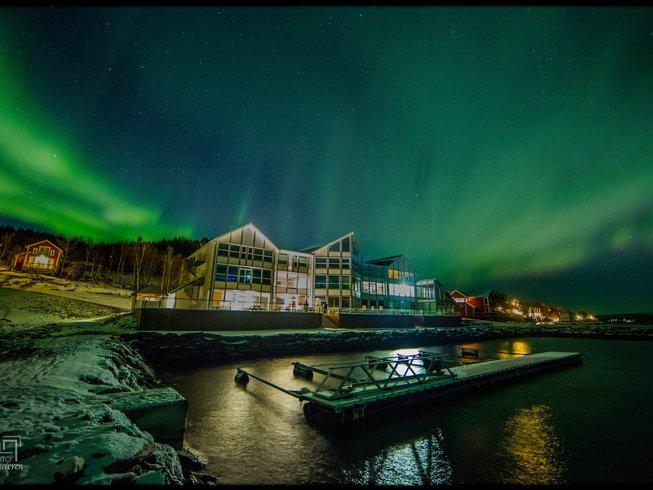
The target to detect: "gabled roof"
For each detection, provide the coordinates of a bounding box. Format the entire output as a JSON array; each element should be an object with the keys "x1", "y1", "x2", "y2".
[
  {"x1": 25, "y1": 239, "x2": 63, "y2": 253},
  {"x1": 307, "y1": 232, "x2": 355, "y2": 255},
  {"x1": 210, "y1": 222, "x2": 280, "y2": 251}
]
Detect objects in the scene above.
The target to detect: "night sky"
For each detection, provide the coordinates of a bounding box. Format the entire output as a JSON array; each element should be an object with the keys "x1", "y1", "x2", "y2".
[{"x1": 1, "y1": 7, "x2": 652, "y2": 313}]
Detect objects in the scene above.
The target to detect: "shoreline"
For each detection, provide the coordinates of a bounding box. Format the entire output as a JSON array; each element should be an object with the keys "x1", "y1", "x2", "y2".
[
  {"x1": 1, "y1": 317, "x2": 650, "y2": 484},
  {"x1": 121, "y1": 321, "x2": 653, "y2": 369}
]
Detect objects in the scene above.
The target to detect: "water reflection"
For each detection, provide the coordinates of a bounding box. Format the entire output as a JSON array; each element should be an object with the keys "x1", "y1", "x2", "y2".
[
  {"x1": 500, "y1": 404, "x2": 565, "y2": 484},
  {"x1": 339, "y1": 428, "x2": 453, "y2": 485},
  {"x1": 161, "y1": 337, "x2": 653, "y2": 484}
]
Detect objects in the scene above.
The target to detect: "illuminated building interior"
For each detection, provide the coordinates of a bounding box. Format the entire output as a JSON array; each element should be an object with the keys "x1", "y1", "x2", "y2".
[{"x1": 170, "y1": 223, "x2": 454, "y2": 313}]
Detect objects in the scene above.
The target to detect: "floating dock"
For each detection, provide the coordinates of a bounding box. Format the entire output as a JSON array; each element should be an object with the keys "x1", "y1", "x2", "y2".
[{"x1": 235, "y1": 349, "x2": 582, "y2": 423}]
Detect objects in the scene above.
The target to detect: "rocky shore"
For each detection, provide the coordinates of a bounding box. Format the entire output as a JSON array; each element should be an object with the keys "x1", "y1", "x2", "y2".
[
  {"x1": 0, "y1": 331, "x2": 214, "y2": 485},
  {"x1": 2, "y1": 315, "x2": 650, "y2": 485},
  {"x1": 121, "y1": 321, "x2": 653, "y2": 368}
]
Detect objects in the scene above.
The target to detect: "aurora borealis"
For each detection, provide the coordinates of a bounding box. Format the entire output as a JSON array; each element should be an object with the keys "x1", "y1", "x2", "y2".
[{"x1": 0, "y1": 7, "x2": 651, "y2": 313}]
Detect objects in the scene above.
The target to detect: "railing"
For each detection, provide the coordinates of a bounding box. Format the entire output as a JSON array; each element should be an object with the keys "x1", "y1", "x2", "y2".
[
  {"x1": 338, "y1": 308, "x2": 423, "y2": 316},
  {"x1": 136, "y1": 298, "x2": 460, "y2": 316},
  {"x1": 137, "y1": 297, "x2": 321, "y2": 313}
]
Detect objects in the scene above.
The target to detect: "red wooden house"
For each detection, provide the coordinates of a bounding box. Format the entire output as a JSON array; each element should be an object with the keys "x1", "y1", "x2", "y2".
[
  {"x1": 450, "y1": 290, "x2": 490, "y2": 318},
  {"x1": 12, "y1": 239, "x2": 63, "y2": 274}
]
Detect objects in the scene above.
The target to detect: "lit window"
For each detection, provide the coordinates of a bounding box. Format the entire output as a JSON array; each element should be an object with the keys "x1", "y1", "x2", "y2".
[
  {"x1": 227, "y1": 266, "x2": 238, "y2": 282},
  {"x1": 239, "y1": 268, "x2": 252, "y2": 284}
]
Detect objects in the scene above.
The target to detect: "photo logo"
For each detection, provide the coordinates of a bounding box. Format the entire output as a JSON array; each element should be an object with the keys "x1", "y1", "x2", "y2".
[{"x1": 0, "y1": 436, "x2": 24, "y2": 471}]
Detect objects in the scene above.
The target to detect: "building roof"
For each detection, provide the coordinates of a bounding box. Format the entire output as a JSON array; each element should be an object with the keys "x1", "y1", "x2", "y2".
[
  {"x1": 366, "y1": 255, "x2": 403, "y2": 266},
  {"x1": 304, "y1": 232, "x2": 355, "y2": 255},
  {"x1": 24, "y1": 239, "x2": 63, "y2": 253}
]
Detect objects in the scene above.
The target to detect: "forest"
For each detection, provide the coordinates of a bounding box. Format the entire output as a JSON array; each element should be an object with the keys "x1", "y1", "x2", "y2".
[{"x1": 0, "y1": 225, "x2": 206, "y2": 293}]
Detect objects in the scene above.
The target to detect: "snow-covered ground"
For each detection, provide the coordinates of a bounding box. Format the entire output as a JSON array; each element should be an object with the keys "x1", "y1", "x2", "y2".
[
  {"x1": 0, "y1": 269, "x2": 132, "y2": 311},
  {"x1": 0, "y1": 333, "x2": 185, "y2": 484},
  {"x1": 0, "y1": 288, "x2": 126, "y2": 333}
]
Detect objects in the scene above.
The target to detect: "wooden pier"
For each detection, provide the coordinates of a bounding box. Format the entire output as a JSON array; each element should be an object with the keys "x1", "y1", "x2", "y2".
[{"x1": 235, "y1": 350, "x2": 582, "y2": 423}]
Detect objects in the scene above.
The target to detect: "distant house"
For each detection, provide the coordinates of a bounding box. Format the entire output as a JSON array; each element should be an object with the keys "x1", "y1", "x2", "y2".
[
  {"x1": 12, "y1": 239, "x2": 63, "y2": 274},
  {"x1": 450, "y1": 290, "x2": 490, "y2": 318}
]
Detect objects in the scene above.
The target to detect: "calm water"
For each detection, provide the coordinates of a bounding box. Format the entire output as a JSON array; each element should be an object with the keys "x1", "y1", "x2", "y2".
[{"x1": 159, "y1": 337, "x2": 653, "y2": 484}]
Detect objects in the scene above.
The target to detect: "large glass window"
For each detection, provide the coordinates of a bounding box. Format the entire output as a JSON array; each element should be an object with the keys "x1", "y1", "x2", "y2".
[
  {"x1": 298, "y1": 256, "x2": 308, "y2": 268},
  {"x1": 218, "y1": 243, "x2": 229, "y2": 256},
  {"x1": 278, "y1": 253, "x2": 288, "y2": 265},
  {"x1": 362, "y1": 281, "x2": 370, "y2": 294},
  {"x1": 229, "y1": 245, "x2": 240, "y2": 258},
  {"x1": 239, "y1": 268, "x2": 252, "y2": 284},
  {"x1": 253, "y1": 248, "x2": 263, "y2": 261},
  {"x1": 316, "y1": 257, "x2": 327, "y2": 269},
  {"x1": 341, "y1": 258, "x2": 350, "y2": 269},
  {"x1": 341, "y1": 237, "x2": 350, "y2": 252},
  {"x1": 262, "y1": 269, "x2": 272, "y2": 285},
  {"x1": 328, "y1": 275, "x2": 340, "y2": 289},
  {"x1": 215, "y1": 264, "x2": 227, "y2": 281},
  {"x1": 252, "y1": 268, "x2": 262, "y2": 284},
  {"x1": 227, "y1": 266, "x2": 238, "y2": 282},
  {"x1": 315, "y1": 275, "x2": 327, "y2": 289},
  {"x1": 341, "y1": 275, "x2": 350, "y2": 290},
  {"x1": 328, "y1": 241, "x2": 340, "y2": 252},
  {"x1": 263, "y1": 250, "x2": 273, "y2": 262},
  {"x1": 328, "y1": 257, "x2": 340, "y2": 269}
]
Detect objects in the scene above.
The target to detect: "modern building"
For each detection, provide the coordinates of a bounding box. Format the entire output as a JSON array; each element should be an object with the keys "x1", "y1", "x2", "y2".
[
  {"x1": 416, "y1": 278, "x2": 456, "y2": 315},
  {"x1": 168, "y1": 222, "x2": 445, "y2": 314},
  {"x1": 12, "y1": 239, "x2": 63, "y2": 274},
  {"x1": 450, "y1": 290, "x2": 490, "y2": 318}
]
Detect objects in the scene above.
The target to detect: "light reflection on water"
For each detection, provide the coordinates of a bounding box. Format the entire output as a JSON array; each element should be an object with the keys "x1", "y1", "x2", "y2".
[
  {"x1": 338, "y1": 429, "x2": 453, "y2": 485},
  {"x1": 500, "y1": 404, "x2": 565, "y2": 484},
  {"x1": 159, "y1": 337, "x2": 653, "y2": 485}
]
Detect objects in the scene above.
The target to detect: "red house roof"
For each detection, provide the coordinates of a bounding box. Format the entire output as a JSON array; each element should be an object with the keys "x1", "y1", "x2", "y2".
[{"x1": 24, "y1": 239, "x2": 63, "y2": 253}]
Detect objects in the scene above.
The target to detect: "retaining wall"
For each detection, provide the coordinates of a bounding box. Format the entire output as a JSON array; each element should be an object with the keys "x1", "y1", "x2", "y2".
[{"x1": 135, "y1": 307, "x2": 322, "y2": 331}]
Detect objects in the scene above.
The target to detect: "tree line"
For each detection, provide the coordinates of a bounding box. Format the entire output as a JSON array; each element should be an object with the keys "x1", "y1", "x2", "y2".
[{"x1": 0, "y1": 225, "x2": 208, "y2": 293}]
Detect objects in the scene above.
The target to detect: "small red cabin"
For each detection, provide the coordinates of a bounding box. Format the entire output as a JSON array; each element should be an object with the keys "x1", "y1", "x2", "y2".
[
  {"x1": 450, "y1": 290, "x2": 490, "y2": 318},
  {"x1": 13, "y1": 239, "x2": 63, "y2": 274}
]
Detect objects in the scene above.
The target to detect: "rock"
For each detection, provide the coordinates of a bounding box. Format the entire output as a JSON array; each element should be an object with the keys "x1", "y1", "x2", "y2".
[
  {"x1": 177, "y1": 447, "x2": 208, "y2": 472},
  {"x1": 54, "y1": 456, "x2": 85, "y2": 483},
  {"x1": 188, "y1": 472, "x2": 219, "y2": 485},
  {"x1": 134, "y1": 470, "x2": 166, "y2": 485}
]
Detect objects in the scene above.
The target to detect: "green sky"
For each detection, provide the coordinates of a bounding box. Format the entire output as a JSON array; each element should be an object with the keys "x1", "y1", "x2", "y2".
[{"x1": 0, "y1": 7, "x2": 651, "y2": 312}]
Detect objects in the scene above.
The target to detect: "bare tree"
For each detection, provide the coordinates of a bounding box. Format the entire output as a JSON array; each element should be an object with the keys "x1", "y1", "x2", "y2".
[
  {"x1": 0, "y1": 231, "x2": 15, "y2": 265},
  {"x1": 131, "y1": 237, "x2": 146, "y2": 310},
  {"x1": 161, "y1": 245, "x2": 174, "y2": 293}
]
